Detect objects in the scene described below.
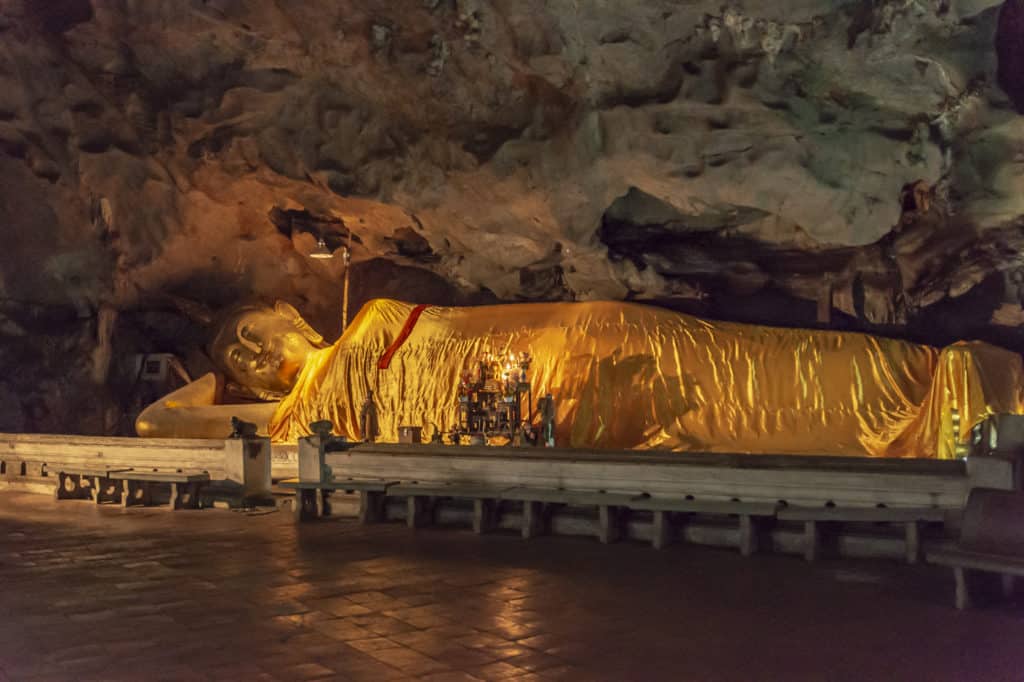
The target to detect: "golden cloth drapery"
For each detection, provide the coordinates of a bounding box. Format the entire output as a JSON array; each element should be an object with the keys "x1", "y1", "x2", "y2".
[{"x1": 269, "y1": 299, "x2": 1024, "y2": 458}]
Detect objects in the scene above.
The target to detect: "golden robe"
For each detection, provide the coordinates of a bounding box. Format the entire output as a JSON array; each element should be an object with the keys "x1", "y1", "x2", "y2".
[{"x1": 269, "y1": 299, "x2": 1024, "y2": 458}]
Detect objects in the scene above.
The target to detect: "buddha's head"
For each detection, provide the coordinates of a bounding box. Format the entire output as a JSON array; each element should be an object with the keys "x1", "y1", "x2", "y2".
[{"x1": 210, "y1": 302, "x2": 326, "y2": 399}]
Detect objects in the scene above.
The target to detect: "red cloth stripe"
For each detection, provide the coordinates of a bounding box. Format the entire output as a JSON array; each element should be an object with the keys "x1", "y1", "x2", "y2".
[{"x1": 377, "y1": 304, "x2": 430, "y2": 370}]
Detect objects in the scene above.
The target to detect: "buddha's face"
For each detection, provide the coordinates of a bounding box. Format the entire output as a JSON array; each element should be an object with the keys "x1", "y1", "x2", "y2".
[{"x1": 212, "y1": 303, "x2": 324, "y2": 398}]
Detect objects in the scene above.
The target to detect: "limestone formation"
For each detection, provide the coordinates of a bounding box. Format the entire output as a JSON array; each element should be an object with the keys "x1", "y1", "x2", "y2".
[{"x1": 0, "y1": 0, "x2": 1023, "y2": 433}]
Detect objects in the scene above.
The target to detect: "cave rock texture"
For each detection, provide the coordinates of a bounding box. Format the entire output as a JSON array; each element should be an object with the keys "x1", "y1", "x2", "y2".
[{"x1": 1, "y1": 0, "x2": 1024, "y2": 433}]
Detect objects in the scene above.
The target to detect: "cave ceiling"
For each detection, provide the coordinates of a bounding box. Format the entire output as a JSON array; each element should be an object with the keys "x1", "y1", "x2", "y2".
[{"x1": 0, "y1": 0, "x2": 1023, "y2": 345}]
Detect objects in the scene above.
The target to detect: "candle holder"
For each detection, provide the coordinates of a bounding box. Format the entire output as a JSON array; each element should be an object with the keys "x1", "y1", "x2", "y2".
[{"x1": 453, "y1": 349, "x2": 534, "y2": 446}]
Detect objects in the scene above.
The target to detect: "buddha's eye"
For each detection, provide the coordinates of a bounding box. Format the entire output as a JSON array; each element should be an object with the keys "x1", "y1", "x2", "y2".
[{"x1": 229, "y1": 348, "x2": 256, "y2": 366}]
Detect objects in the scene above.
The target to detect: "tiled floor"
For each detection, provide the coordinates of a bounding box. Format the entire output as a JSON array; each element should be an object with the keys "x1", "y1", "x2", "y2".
[{"x1": 0, "y1": 492, "x2": 1022, "y2": 681}]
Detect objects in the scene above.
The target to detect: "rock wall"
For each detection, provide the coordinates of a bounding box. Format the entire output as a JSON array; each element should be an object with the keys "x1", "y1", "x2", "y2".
[{"x1": 0, "y1": 0, "x2": 1023, "y2": 433}]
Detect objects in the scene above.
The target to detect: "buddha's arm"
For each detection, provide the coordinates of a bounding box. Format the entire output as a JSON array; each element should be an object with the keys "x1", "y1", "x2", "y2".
[{"x1": 135, "y1": 372, "x2": 280, "y2": 440}]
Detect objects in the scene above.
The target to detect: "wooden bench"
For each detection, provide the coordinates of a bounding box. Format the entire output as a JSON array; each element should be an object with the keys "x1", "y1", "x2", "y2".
[
  {"x1": 628, "y1": 497, "x2": 781, "y2": 555},
  {"x1": 387, "y1": 483, "x2": 643, "y2": 543},
  {"x1": 498, "y1": 487, "x2": 642, "y2": 543},
  {"x1": 56, "y1": 464, "x2": 209, "y2": 507},
  {"x1": 56, "y1": 467, "x2": 210, "y2": 509},
  {"x1": 104, "y1": 470, "x2": 210, "y2": 509},
  {"x1": 54, "y1": 467, "x2": 132, "y2": 503},
  {"x1": 779, "y1": 504, "x2": 946, "y2": 563},
  {"x1": 386, "y1": 483, "x2": 514, "y2": 534},
  {"x1": 279, "y1": 478, "x2": 396, "y2": 523},
  {"x1": 927, "y1": 488, "x2": 1024, "y2": 609}
]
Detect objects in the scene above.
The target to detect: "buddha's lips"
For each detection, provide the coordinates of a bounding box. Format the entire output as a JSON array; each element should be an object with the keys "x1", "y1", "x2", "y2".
[{"x1": 252, "y1": 353, "x2": 280, "y2": 378}]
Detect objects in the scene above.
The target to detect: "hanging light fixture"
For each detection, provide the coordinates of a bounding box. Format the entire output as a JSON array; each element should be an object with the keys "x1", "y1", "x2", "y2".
[{"x1": 309, "y1": 236, "x2": 334, "y2": 259}]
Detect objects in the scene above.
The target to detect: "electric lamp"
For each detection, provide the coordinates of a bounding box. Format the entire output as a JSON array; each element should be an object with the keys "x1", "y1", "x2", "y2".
[{"x1": 309, "y1": 237, "x2": 333, "y2": 259}]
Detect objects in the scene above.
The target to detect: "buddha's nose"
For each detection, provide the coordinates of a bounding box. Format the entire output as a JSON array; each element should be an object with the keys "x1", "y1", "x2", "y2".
[{"x1": 256, "y1": 352, "x2": 282, "y2": 371}]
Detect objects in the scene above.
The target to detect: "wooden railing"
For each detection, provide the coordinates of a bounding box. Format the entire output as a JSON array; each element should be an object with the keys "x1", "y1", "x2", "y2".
[
  {"x1": 0, "y1": 434, "x2": 1016, "y2": 511},
  {"x1": 0, "y1": 433, "x2": 229, "y2": 479},
  {"x1": 324, "y1": 443, "x2": 1014, "y2": 510}
]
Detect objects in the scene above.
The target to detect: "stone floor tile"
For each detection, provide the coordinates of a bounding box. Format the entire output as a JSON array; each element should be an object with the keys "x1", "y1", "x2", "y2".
[
  {"x1": 386, "y1": 628, "x2": 442, "y2": 644},
  {"x1": 429, "y1": 644, "x2": 501, "y2": 668},
  {"x1": 317, "y1": 654, "x2": 412, "y2": 681},
  {"x1": 486, "y1": 644, "x2": 537, "y2": 661},
  {"x1": 312, "y1": 619, "x2": 376, "y2": 642},
  {"x1": 29, "y1": 673, "x2": 117, "y2": 682},
  {"x1": 345, "y1": 590, "x2": 400, "y2": 605},
  {"x1": 530, "y1": 639, "x2": 591, "y2": 659},
  {"x1": 467, "y1": 661, "x2": 530, "y2": 679},
  {"x1": 349, "y1": 613, "x2": 419, "y2": 636},
  {"x1": 270, "y1": 661, "x2": 337, "y2": 680},
  {"x1": 512, "y1": 634, "x2": 555, "y2": 650},
  {"x1": 18, "y1": 613, "x2": 71, "y2": 628},
  {"x1": 386, "y1": 593, "x2": 438, "y2": 607},
  {"x1": 500, "y1": 650, "x2": 566, "y2": 673},
  {"x1": 0, "y1": 661, "x2": 69, "y2": 681},
  {"x1": 202, "y1": 661, "x2": 268, "y2": 678},
  {"x1": 454, "y1": 631, "x2": 515, "y2": 650},
  {"x1": 42, "y1": 642, "x2": 107, "y2": 664},
  {"x1": 256, "y1": 598, "x2": 313, "y2": 616},
  {"x1": 394, "y1": 613, "x2": 455, "y2": 630},
  {"x1": 418, "y1": 671, "x2": 484, "y2": 682},
  {"x1": 484, "y1": 619, "x2": 546, "y2": 641},
  {"x1": 272, "y1": 610, "x2": 334, "y2": 628},
  {"x1": 421, "y1": 624, "x2": 479, "y2": 640},
  {"x1": 535, "y1": 664, "x2": 587, "y2": 680},
  {"x1": 1, "y1": 491, "x2": 1023, "y2": 681},
  {"x1": 346, "y1": 636, "x2": 405, "y2": 653},
  {"x1": 265, "y1": 583, "x2": 318, "y2": 600},
  {"x1": 319, "y1": 596, "x2": 375, "y2": 617},
  {"x1": 363, "y1": 647, "x2": 452, "y2": 675}
]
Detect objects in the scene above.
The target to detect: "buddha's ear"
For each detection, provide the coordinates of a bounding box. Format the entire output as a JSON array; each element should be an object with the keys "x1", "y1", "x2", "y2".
[{"x1": 274, "y1": 301, "x2": 326, "y2": 346}]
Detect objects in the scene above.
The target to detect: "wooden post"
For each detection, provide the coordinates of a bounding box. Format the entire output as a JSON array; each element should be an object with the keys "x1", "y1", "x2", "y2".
[
  {"x1": 803, "y1": 520, "x2": 818, "y2": 561},
  {"x1": 407, "y1": 496, "x2": 424, "y2": 529},
  {"x1": 472, "y1": 499, "x2": 493, "y2": 535},
  {"x1": 904, "y1": 521, "x2": 920, "y2": 564},
  {"x1": 1002, "y1": 574, "x2": 1015, "y2": 599},
  {"x1": 652, "y1": 510, "x2": 671, "y2": 550},
  {"x1": 522, "y1": 501, "x2": 542, "y2": 539},
  {"x1": 738, "y1": 515, "x2": 756, "y2": 557},
  {"x1": 189, "y1": 481, "x2": 202, "y2": 509},
  {"x1": 598, "y1": 505, "x2": 619, "y2": 544},
  {"x1": 359, "y1": 491, "x2": 383, "y2": 524},
  {"x1": 954, "y1": 567, "x2": 970, "y2": 610}
]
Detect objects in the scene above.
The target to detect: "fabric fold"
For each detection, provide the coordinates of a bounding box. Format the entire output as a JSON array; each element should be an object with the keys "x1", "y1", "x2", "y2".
[{"x1": 269, "y1": 299, "x2": 1024, "y2": 458}]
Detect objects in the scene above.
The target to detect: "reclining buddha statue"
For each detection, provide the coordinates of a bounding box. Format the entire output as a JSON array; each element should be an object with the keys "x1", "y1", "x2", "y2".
[{"x1": 136, "y1": 298, "x2": 1024, "y2": 459}]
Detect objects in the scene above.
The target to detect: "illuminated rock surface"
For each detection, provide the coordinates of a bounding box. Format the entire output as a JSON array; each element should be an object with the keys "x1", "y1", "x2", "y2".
[{"x1": 0, "y1": 0, "x2": 1023, "y2": 432}]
